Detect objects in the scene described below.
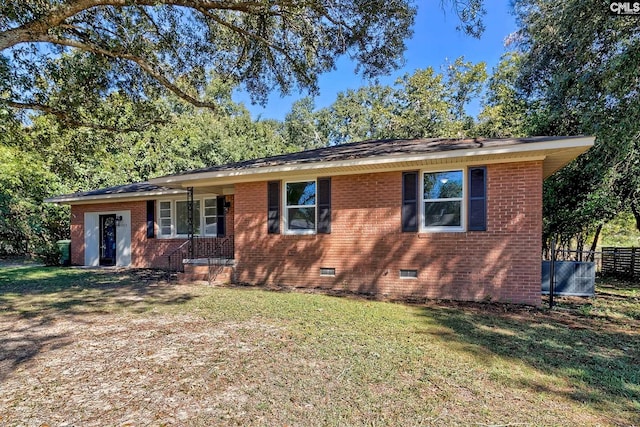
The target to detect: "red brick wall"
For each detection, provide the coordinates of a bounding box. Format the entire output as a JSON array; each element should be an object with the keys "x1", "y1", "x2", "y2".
[
  {"x1": 69, "y1": 195, "x2": 235, "y2": 268},
  {"x1": 234, "y1": 161, "x2": 543, "y2": 305}
]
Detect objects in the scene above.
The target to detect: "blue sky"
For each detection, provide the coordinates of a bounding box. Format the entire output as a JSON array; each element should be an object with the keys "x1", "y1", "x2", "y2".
[{"x1": 234, "y1": 2, "x2": 518, "y2": 121}]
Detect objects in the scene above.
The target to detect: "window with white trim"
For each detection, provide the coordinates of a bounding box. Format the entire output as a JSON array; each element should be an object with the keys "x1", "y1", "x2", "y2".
[
  {"x1": 159, "y1": 201, "x2": 172, "y2": 236},
  {"x1": 203, "y1": 198, "x2": 218, "y2": 235},
  {"x1": 157, "y1": 197, "x2": 221, "y2": 238},
  {"x1": 422, "y1": 170, "x2": 464, "y2": 230},
  {"x1": 285, "y1": 180, "x2": 316, "y2": 233},
  {"x1": 176, "y1": 200, "x2": 201, "y2": 235}
]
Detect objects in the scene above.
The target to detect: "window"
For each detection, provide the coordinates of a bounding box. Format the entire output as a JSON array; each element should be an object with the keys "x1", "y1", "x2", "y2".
[
  {"x1": 423, "y1": 170, "x2": 463, "y2": 229},
  {"x1": 400, "y1": 269, "x2": 418, "y2": 279},
  {"x1": 402, "y1": 167, "x2": 487, "y2": 232},
  {"x1": 176, "y1": 200, "x2": 200, "y2": 235},
  {"x1": 285, "y1": 181, "x2": 316, "y2": 233},
  {"x1": 320, "y1": 267, "x2": 336, "y2": 276},
  {"x1": 159, "y1": 201, "x2": 172, "y2": 236},
  {"x1": 158, "y1": 198, "x2": 221, "y2": 238},
  {"x1": 203, "y1": 198, "x2": 218, "y2": 236}
]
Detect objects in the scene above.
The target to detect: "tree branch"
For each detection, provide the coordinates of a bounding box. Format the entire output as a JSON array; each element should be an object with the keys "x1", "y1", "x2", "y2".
[
  {"x1": 197, "y1": 7, "x2": 312, "y2": 86},
  {"x1": 33, "y1": 34, "x2": 218, "y2": 110},
  {"x1": 0, "y1": 0, "x2": 271, "y2": 50},
  {"x1": 4, "y1": 100, "x2": 168, "y2": 132}
]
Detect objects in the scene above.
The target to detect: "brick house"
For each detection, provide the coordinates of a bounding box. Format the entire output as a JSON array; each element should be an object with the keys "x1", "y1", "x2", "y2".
[{"x1": 46, "y1": 136, "x2": 593, "y2": 305}]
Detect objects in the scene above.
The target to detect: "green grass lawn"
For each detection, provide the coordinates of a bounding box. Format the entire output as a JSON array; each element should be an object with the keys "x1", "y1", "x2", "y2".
[{"x1": 0, "y1": 266, "x2": 638, "y2": 426}]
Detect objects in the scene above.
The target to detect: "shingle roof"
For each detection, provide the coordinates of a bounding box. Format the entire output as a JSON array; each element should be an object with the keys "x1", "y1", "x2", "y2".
[
  {"x1": 45, "y1": 181, "x2": 184, "y2": 203},
  {"x1": 159, "y1": 136, "x2": 577, "y2": 178},
  {"x1": 47, "y1": 136, "x2": 593, "y2": 204}
]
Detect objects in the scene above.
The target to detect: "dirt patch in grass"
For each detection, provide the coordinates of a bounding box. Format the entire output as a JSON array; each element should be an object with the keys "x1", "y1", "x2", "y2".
[
  {"x1": 0, "y1": 268, "x2": 638, "y2": 426},
  {"x1": 0, "y1": 313, "x2": 285, "y2": 425}
]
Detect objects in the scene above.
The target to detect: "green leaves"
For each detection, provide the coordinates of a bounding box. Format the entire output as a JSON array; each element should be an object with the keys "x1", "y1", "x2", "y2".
[
  {"x1": 0, "y1": 0, "x2": 419, "y2": 125},
  {"x1": 0, "y1": 1, "x2": 493, "y2": 129},
  {"x1": 508, "y1": 0, "x2": 640, "y2": 246},
  {"x1": 0, "y1": 79, "x2": 296, "y2": 255},
  {"x1": 0, "y1": 144, "x2": 69, "y2": 255},
  {"x1": 477, "y1": 52, "x2": 528, "y2": 138},
  {"x1": 309, "y1": 58, "x2": 487, "y2": 145}
]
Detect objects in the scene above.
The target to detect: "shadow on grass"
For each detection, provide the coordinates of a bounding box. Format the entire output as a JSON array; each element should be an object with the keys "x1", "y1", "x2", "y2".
[
  {"x1": 597, "y1": 275, "x2": 640, "y2": 291},
  {"x1": 420, "y1": 301, "x2": 640, "y2": 424},
  {"x1": 0, "y1": 266, "x2": 194, "y2": 318},
  {"x1": 0, "y1": 322, "x2": 71, "y2": 383},
  {"x1": 0, "y1": 266, "x2": 196, "y2": 382}
]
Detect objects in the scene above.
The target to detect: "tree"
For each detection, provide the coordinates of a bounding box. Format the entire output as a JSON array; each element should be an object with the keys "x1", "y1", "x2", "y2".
[
  {"x1": 0, "y1": 144, "x2": 69, "y2": 257},
  {"x1": 0, "y1": 77, "x2": 301, "y2": 257},
  {"x1": 0, "y1": 0, "x2": 417, "y2": 127},
  {"x1": 510, "y1": 0, "x2": 640, "y2": 251},
  {"x1": 322, "y1": 84, "x2": 398, "y2": 144},
  {"x1": 0, "y1": 1, "x2": 491, "y2": 129},
  {"x1": 397, "y1": 58, "x2": 487, "y2": 138},
  {"x1": 477, "y1": 52, "x2": 528, "y2": 138},
  {"x1": 443, "y1": 56, "x2": 487, "y2": 124},
  {"x1": 283, "y1": 97, "x2": 327, "y2": 150},
  {"x1": 393, "y1": 67, "x2": 451, "y2": 138},
  {"x1": 314, "y1": 57, "x2": 487, "y2": 144},
  {"x1": 20, "y1": 81, "x2": 297, "y2": 189}
]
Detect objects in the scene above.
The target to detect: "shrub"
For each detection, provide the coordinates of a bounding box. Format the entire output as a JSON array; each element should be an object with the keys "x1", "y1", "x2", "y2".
[{"x1": 34, "y1": 241, "x2": 62, "y2": 266}]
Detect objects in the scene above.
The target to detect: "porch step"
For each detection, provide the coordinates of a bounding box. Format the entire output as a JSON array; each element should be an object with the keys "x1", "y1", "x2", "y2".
[{"x1": 177, "y1": 261, "x2": 235, "y2": 285}]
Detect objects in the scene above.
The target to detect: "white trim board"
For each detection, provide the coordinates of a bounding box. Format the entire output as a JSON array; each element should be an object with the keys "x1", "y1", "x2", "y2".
[{"x1": 83, "y1": 210, "x2": 131, "y2": 267}]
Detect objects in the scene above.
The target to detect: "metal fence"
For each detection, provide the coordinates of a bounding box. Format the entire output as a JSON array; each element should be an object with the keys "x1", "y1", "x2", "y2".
[
  {"x1": 601, "y1": 247, "x2": 640, "y2": 279},
  {"x1": 166, "y1": 235, "x2": 234, "y2": 273},
  {"x1": 544, "y1": 249, "x2": 602, "y2": 273},
  {"x1": 542, "y1": 247, "x2": 598, "y2": 303}
]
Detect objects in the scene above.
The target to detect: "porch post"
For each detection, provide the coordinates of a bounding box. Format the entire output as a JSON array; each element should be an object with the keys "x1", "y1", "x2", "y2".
[{"x1": 187, "y1": 186, "x2": 194, "y2": 259}]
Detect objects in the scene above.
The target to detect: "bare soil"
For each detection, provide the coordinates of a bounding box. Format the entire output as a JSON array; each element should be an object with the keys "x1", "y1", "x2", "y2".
[{"x1": 0, "y1": 276, "x2": 288, "y2": 426}]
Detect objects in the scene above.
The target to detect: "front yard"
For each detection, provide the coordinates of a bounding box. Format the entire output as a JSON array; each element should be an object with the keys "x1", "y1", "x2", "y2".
[{"x1": 0, "y1": 267, "x2": 638, "y2": 426}]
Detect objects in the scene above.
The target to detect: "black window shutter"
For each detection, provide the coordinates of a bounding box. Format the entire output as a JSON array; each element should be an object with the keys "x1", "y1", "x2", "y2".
[
  {"x1": 402, "y1": 171, "x2": 419, "y2": 232},
  {"x1": 146, "y1": 200, "x2": 155, "y2": 238},
  {"x1": 216, "y1": 196, "x2": 226, "y2": 237},
  {"x1": 267, "y1": 181, "x2": 280, "y2": 234},
  {"x1": 317, "y1": 177, "x2": 331, "y2": 234},
  {"x1": 468, "y1": 167, "x2": 487, "y2": 231}
]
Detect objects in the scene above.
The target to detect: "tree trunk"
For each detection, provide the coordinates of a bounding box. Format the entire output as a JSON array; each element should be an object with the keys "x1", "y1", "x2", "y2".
[
  {"x1": 576, "y1": 233, "x2": 584, "y2": 261},
  {"x1": 588, "y1": 223, "x2": 603, "y2": 262},
  {"x1": 631, "y1": 201, "x2": 640, "y2": 232}
]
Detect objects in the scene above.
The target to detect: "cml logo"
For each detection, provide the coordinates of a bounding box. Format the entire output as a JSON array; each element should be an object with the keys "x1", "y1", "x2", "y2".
[{"x1": 610, "y1": 1, "x2": 640, "y2": 14}]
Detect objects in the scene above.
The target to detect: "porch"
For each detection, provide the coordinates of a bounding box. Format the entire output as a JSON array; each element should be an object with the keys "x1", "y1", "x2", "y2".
[
  {"x1": 161, "y1": 184, "x2": 235, "y2": 283},
  {"x1": 165, "y1": 236, "x2": 235, "y2": 284}
]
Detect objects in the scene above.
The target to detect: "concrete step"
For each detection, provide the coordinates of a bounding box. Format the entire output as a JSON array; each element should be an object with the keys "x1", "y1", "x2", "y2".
[{"x1": 178, "y1": 265, "x2": 234, "y2": 285}]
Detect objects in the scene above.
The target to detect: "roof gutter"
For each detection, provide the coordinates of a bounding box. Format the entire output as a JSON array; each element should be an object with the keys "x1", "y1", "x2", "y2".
[{"x1": 45, "y1": 188, "x2": 188, "y2": 205}]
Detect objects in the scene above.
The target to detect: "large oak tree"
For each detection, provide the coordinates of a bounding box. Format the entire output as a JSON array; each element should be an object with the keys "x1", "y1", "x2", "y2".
[{"x1": 0, "y1": 1, "x2": 488, "y2": 128}]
